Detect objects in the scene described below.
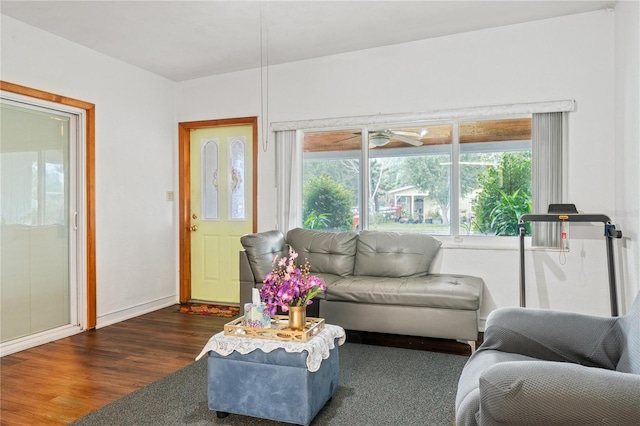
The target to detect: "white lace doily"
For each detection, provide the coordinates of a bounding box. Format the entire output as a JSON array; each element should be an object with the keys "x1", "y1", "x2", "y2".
[{"x1": 196, "y1": 324, "x2": 346, "y2": 372}]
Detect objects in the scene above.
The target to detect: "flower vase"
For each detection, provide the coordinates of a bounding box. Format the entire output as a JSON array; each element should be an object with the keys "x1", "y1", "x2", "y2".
[{"x1": 288, "y1": 306, "x2": 306, "y2": 331}]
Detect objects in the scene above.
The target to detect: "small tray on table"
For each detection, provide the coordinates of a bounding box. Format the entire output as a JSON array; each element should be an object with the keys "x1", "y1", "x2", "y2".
[{"x1": 223, "y1": 316, "x2": 325, "y2": 343}]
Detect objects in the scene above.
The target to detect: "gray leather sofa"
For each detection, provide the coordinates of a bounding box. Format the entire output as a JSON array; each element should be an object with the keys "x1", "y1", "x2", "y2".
[
  {"x1": 455, "y1": 291, "x2": 640, "y2": 425},
  {"x1": 240, "y1": 228, "x2": 484, "y2": 341}
]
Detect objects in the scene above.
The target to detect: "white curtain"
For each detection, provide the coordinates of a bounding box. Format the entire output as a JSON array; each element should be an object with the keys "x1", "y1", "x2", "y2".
[
  {"x1": 532, "y1": 112, "x2": 564, "y2": 247},
  {"x1": 275, "y1": 130, "x2": 302, "y2": 234}
]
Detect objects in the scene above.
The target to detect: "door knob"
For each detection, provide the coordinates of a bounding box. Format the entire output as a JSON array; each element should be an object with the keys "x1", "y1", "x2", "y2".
[{"x1": 189, "y1": 225, "x2": 198, "y2": 232}]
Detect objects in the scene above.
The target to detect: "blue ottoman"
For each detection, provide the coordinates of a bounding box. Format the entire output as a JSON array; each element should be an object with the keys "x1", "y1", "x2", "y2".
[{"x1": 207, "y1": 340, "x2": 340, "y2": 425}]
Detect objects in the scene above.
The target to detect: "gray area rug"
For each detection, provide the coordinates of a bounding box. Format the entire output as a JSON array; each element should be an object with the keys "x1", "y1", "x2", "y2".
[{"x1": 71, "y1": 343, "x2": 467, "y2": 425}]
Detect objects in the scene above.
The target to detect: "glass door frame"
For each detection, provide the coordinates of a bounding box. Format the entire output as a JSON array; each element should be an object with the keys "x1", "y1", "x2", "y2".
[{"x1": 0, "y1": 82, "x2": 95, "y2": 356}]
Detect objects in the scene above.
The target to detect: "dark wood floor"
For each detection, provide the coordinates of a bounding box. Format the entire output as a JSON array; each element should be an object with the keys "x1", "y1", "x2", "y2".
[
  {"x1": 0, "y1": 306, "x2": 228, "y2": 426},
  {"x1": 0, "y1": 305, "x2": 476, "y2": 426}
]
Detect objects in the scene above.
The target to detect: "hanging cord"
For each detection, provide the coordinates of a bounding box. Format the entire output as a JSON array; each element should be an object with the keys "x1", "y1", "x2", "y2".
[
  {"x1": 559, "y1": 220, "x2": 567, "y2": 265},
  {"x1": 260, "y1": 1, "x2": 269, "y2": 152}
]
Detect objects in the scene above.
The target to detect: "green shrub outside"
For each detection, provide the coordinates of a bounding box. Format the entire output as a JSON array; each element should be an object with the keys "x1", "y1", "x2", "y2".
[
  {"x1": 303, "y1": 175, "x2": 354, "y2": 231},
  {"x1": 473, "y1": 152, "x2": 532, "y2": 235}
]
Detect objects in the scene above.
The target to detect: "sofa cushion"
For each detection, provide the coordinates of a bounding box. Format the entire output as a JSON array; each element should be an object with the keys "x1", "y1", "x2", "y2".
[
  {"x1": 354, "y1": 231, "x2": 441, "y2": 277},
  {"x1": 286, "y1": 228, "x2": 358, "y2": 277},
  {"x1": 240, "y1": 230, "x2": 288, "y2": 282},
  {"x1": 324, "y1": 273, "x2": 483, "y2": 310}
]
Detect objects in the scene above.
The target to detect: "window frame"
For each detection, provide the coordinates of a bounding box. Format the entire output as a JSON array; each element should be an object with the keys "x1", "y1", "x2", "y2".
[{"x1": 301, "y1": 115, "x2": 534, "y2": 239}]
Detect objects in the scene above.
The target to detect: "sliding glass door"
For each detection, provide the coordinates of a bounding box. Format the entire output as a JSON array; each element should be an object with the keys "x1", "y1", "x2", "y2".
[{"x1": 0, "y1": 99, "x2": 80, "y2": 350}]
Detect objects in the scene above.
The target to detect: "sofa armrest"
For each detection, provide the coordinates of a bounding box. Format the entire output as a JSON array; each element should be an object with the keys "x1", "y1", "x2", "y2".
[
  {"x1": 481, "y1": 307, "x2": 621, "y2": 369},
  {"x1": 239, "y1": 250, "x2": 258, "y2": 309},
  {"x1": 478, "y1": 361, "x2": 640, "y2": 425},
  {"x1": 240, "y1": 250, "x2": 256, "y2": 282}
]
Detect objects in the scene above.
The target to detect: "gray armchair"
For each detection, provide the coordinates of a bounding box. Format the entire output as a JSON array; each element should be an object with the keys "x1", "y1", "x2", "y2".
[{"x1": 455, "y1": 291, "x2": 640, "y2": 425}]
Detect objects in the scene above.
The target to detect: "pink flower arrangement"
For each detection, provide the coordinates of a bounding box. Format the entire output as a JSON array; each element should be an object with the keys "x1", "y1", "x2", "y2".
[{"x1": 260, "y1": 248, "x2": 326, "y2": 315}]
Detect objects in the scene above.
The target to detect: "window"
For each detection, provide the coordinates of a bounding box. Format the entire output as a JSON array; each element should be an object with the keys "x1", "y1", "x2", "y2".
[
  {"x1": 301, "y1": 117, "x2": 533, "y2": 237},
  {"x1": 302, "y1": 129, "x2": 361, "y2": 231},
  {"x1": 367, "y1": 124, "x2": 453, "y2": 234},
  {"x1": 458, "y1": 118, "x2": 532, "y2": 237}
]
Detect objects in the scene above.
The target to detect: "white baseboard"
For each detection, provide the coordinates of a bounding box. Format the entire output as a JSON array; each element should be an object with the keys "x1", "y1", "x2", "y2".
[
  {"x1": 1, "y1": 296, "x2": 178, "y2": 357},
  {"x1": 0, "y1": 325, "x2": 83, "y2": 357},
  {"x1": 96, "y1": 295, "x2": 178, "y2": 329}
]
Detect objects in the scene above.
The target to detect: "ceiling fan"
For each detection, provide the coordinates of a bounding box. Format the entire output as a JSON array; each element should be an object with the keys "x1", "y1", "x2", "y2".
[{"x1": 369, "y1": 129, "x2": 427, "y2": 148}]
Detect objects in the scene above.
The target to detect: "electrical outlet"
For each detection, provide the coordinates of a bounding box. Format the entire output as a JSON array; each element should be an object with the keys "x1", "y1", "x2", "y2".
[{"x1": 166, "y1": 191, "x2": 174, "y2": 202}]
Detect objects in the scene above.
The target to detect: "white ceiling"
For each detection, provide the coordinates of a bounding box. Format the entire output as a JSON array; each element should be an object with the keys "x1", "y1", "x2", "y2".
[{"x1": 1, "y1": 1, "x2": 616, "y2": 82}]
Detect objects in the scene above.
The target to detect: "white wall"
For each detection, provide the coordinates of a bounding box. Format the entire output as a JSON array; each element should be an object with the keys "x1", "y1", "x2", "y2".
[
  {"x1": 179, "y1": 10, "x2": 629, "y2": 322},
  {"x1": 3, "y1": 5, "x2": 635, "y2": 332},
  {"x1": 614, "y1": 0, "x2": 640, "y2": 312},
  {"x1": 1, "y1": 15, "x2": 179, "y2": 327}
]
